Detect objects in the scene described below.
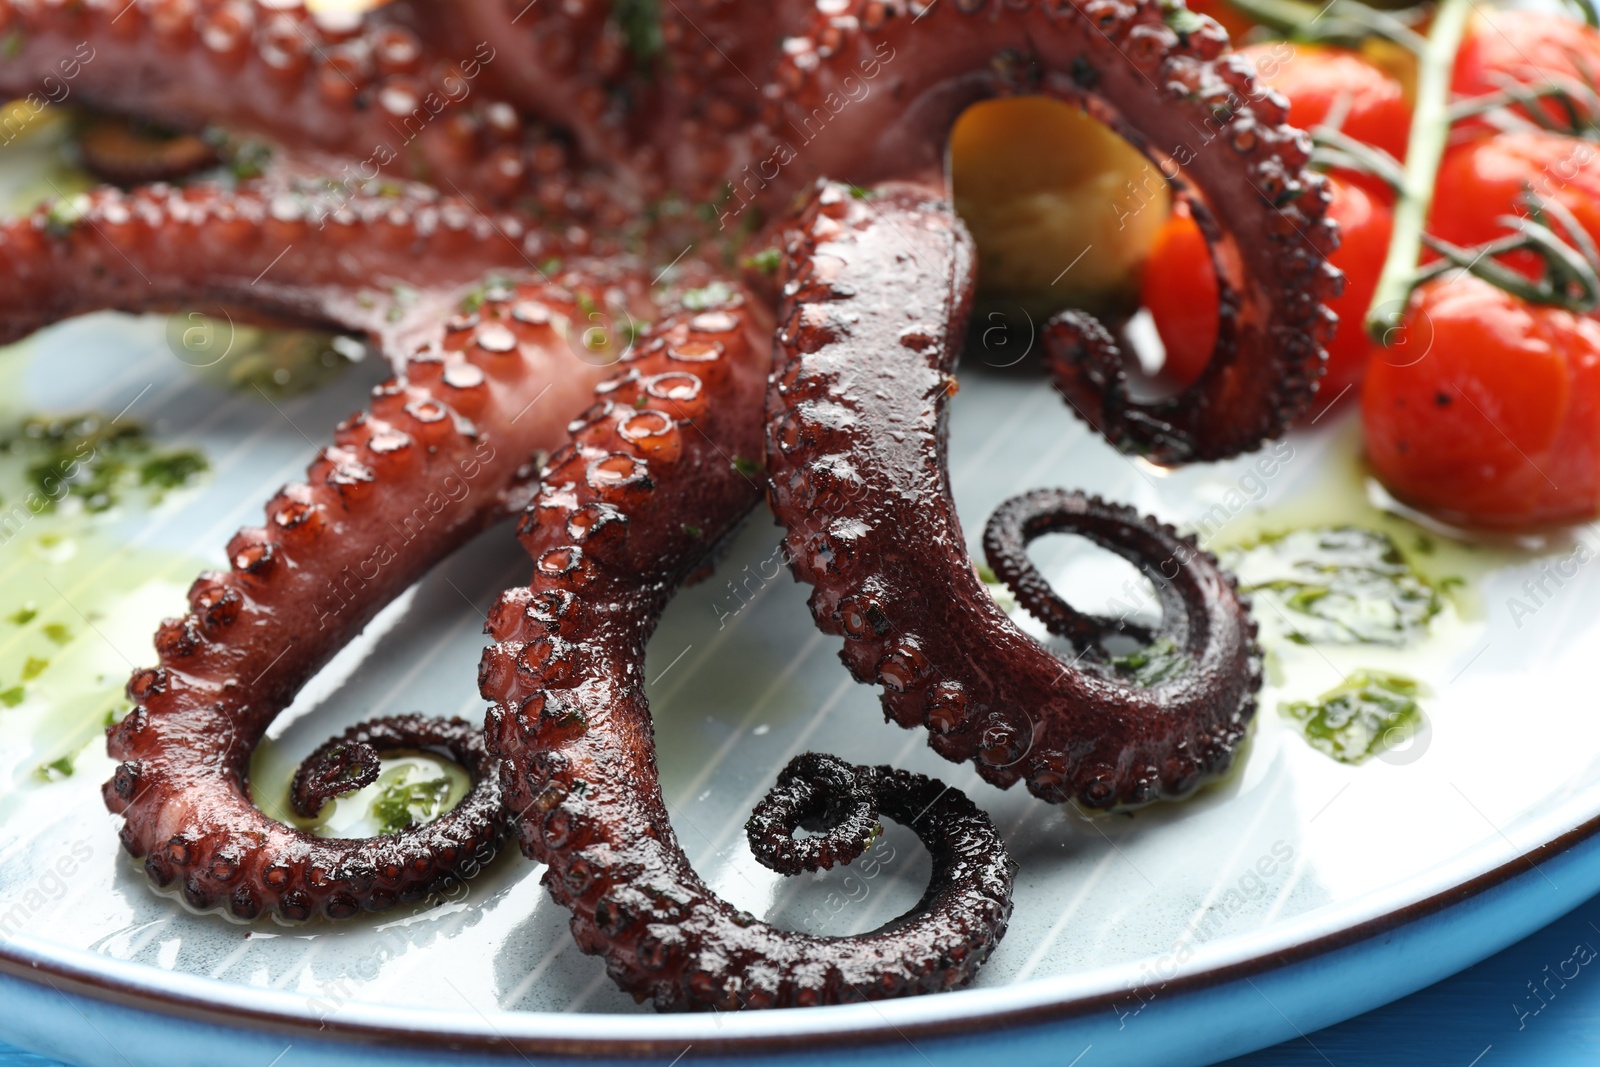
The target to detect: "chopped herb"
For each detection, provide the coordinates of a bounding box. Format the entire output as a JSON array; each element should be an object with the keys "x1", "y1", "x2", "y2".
[
  {"x1": 731, "y1": 455, "x2": 763, "y2": 478},
  {"x1": 539, "y1": 257, "x2": 564, "y2": 276},
  {"x1": 848, "y1": 185, "x2": 875, "y2": 200},
  {"x1": 611, "y1": 0, "x2": 664, "y2": 65},
  {"x1": 0, "y1": 687, "x2": 24, "y2": 708},
  {"x1": 21, "y1": 656, "x2": 48, "y2": 681},
  {"x1": 41, "y1": 622, "x2": 71, "y2": 645},
  {"x1": 1110, "y1": 636, "x2": 1190, "y2": 687},
  {"x1": 682, "y1": 524, "x2": 702, "y2": 539},
  {"x1": 1, "y1": 32, "x2": 22, "y2": 59},
  {"x1": 1223, "y1": 526, "x2": 1443, "y2": 647},
  {"x1": 741, "y1": 247, "x2": 782, "y2": 276},
  {"x1": 682, "y1": 281, "x2": 736, "y2": 311},
  {"x1": 139, "y1": 450, "x2": 209, "y2": 491},
  {"x1": 228, "y1": 140, "x2": 274, "y2": 181},
  {"x1": 35, "y1": 755, "x2": 74, "y2": 782},
  {"x1": 1281, "y1": 670, "x2": 1426, "y2": 764},
  {"x1": 7, "y1": 412, "x2": 207, "y2": 513},
  {"x1": 369, "y1": 771, "x2": 454, "y2": 835},
  {"x1": 8, "y1": 605, "x2": 37, "y2": 626}
]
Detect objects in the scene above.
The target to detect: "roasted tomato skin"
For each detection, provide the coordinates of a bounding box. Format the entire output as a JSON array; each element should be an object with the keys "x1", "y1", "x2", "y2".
[
  {"x1": 1240, "y1": 42, "x2": 1412, "y2": 180},
  {"x1": 1452, "y1": 10, "x2": 1600, "y2": 131},
  {"x1": 1144, "y1": 176, "x2": 1389, "y2": 403},
  {"x1": 1431, "y1": 131, "x2": 1600, "y2": 279},
  {"x1": 1363, "y1": 276, "x2": 1600, "y2": 529}
]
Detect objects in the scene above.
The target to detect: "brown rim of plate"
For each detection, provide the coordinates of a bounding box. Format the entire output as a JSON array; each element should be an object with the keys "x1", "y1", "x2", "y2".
[{"x1": 0, "y1": 809, "x2": 1593, "y2": 1060}]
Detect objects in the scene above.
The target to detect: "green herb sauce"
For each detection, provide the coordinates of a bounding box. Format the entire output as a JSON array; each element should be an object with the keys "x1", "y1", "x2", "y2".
[
  {"x1": 1281, "y1": 670, "x2": 1426, "y2": 764},
  {"x1": 368, "y1": 768, "x2": 455, "y2": 836},
  {"x1": 1224, "y1": 526, "x2": 1445, "y2": 646},
  {"x1": 0, "y1": 413, "x2": 208, "y2": 514}
]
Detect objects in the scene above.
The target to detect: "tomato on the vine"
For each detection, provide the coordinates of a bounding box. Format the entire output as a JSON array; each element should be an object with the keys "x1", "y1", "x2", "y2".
[
  {"x1": 1363, "y1": 275, "x2": 1600, "y2": 528},
  {"x1": 1452, "y1": 10, "x2": 1600, "y2": 132},
  {"x1": 1240, "y1": 42, "x2": 1412, "y2": 181},
  {"x1": 1142, "y1": 175, "x2": 1392, "y2": 402},
  {"x1": 1430, "y1": 130, "x2": 1600, "y2": 279}
]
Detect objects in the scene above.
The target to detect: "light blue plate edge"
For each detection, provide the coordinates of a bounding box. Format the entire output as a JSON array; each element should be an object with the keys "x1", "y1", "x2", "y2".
[{"x1": 1, "y1": 821, "x2": 1595, "y2": 1067}]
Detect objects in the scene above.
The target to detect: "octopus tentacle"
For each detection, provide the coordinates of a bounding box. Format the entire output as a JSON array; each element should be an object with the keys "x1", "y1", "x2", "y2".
[
  {"x1": 0, "y1": 178, "x2": 670, "y2": 919},
  {"x1": 982, "y1": 490, "x2": 1166, "y2": 649},
  {"x1": 0, "y1": 1, "x2": 596, "y2": 204},
  {"x1": 983, "y1": 488, "x2": 1258, "y2": 682},
  {"x1": 766, "y1": 0, "x2": 1340, "y2": 463},
  {"x1": 101, "y1": 259, "x2": 646, "y2": 919},
  {"x1": 744, "y1": 753, "x2": 882, "y2": 877},
  {"x1": 482, "y1": 284, "x2": 1014, "y2": 1010},
  {"x1": 766, "y1": 180, "x2": 1259, "y2": 810},
  {"x1": 0, "y1": 179, "x2": 596, "y2": 350}
]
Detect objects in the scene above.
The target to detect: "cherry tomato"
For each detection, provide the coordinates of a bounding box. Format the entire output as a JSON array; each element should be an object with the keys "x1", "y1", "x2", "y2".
[
  {"x1": 1140, "y1": 200, "x2": 1217, "y2": 388},
  {"x1": 1143, "y1": 176, "x2": 1392, "y2": 403},
  {"x1": 1430, "y1": 130, "x2": 1600, "y2": 280},
  {"x1": 1363, "y1": 275, "x2": 1600, "y2": 528},
  {"x1": 1453, "y1": 10, "x2": 1600, "y2": 133},
  {"x1": 1241, "y1": 42, "x2": 1412, "y2": 179}
]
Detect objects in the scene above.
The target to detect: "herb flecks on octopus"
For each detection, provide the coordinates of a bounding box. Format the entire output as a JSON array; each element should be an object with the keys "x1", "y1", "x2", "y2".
[{"x1": 0, "y1": 0, "x2": 1336, "y2": 1008}]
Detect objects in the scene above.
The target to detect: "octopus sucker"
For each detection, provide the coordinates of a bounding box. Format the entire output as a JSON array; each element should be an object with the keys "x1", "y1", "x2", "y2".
[
  {"x1": 484, "y1": 275, "x2": 1014, "y2": 1010},
  {"x1": 766, "y1": 181, "x2": 1260, "y2": 810}
]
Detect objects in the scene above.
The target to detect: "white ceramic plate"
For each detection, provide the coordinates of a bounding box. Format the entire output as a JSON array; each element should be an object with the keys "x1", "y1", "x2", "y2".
[{"x1": 3, "y1": 126, "x2": 1600, "y2": 1067}]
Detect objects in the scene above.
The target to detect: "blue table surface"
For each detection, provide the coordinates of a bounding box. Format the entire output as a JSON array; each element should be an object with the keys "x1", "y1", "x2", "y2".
[{"x1": 7, "y1": 888, "x2": 1600, "y2": 1067}]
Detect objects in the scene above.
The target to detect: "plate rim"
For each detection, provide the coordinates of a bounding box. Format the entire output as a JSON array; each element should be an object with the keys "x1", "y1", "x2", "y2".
[{"x1": 3, "y1": 785, "x2": 1596, "y2": 1060}]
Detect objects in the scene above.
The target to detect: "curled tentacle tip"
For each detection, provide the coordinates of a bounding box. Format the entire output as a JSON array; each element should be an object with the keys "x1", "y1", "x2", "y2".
[
  {"x1": 289, "y1": 738, "x2": 382, "y2": 819},
  {"x1": 746, "y1": 753, "x2": 881, "y2": 876}
]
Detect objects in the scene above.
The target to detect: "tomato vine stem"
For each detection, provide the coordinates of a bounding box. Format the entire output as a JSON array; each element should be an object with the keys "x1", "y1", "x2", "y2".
[{"x1": 1364, "y1": 0, "x2": 1472, "y2": 344}]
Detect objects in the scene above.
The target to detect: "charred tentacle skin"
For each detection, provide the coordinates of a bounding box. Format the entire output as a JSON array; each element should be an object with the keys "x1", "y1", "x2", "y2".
[
  {"x1": 982, "y1": 490, "x2": 1230, "y2": 652},
  {"x1": 983, "y1": 486, "x2": 1260, "y2": 688},
  {"x1": 769, "y1": 0, "x2": 1340, "y2": 462},
  {"x1": 289, "y1": 714, "x2": 498, "y2": 826},
  {"x1": 482, "y1": 283, "x2": 1014, "y2": 1011},
  {"x1": 767, "y1": 182, "x2": 1260, "y2": 810},
  {"x1": 40, "y1": 180, "x2": 657, "y2": 920},
  {"x1": 745, "y1": 753, "x2": 882, "y2": 877}
]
